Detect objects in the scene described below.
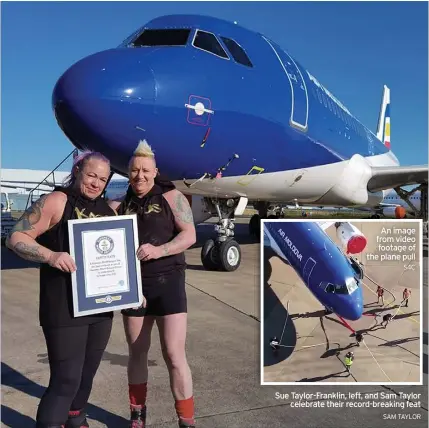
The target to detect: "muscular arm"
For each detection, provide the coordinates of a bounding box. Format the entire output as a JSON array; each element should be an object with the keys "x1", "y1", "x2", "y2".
[
  {"x1": 161, "y1": 190, "x2": 196, "y2": 256},
  {"x1": 6, "y1": 193, "x2": 65, "y2": 263}
]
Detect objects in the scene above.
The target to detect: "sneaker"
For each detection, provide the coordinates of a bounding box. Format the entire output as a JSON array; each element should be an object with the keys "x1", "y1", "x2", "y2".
[
  {"x1": 129, "y1": 405, "x2": 146, "y2": 428},
  {"x1": 178, "y1": 418, "x2": 196, "y2": 428},
  {"x1": 65, "y1": 411, "x2": 89, "y2": 428}
]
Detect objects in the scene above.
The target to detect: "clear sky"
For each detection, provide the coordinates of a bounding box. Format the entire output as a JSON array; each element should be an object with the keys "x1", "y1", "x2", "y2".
[{"x1": 1, "y1": 1, "x2": 428, "y2": 173}]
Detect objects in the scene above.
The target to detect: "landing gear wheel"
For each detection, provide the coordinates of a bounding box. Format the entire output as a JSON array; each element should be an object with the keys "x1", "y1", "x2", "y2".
[
  {"x1": 249, "y1": 214, "x2": 260, "y2": 237},
  {"x1": 219, "y1": 239, "x2": 241, "y2": 272},
  {"x1": 201, "y1": 239, "x2": 218, "y2": 271}
]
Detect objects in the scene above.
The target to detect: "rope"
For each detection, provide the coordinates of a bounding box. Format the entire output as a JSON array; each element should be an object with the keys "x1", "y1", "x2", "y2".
[
  {"x1": 369, "y1": 350, "x2": 419, "y2": 366},
  {"x1": 279, "y1": 301, "x2": 290, "y2": 344},
  {"x1": 275, "y1": 301, "x2": 326, "y2": 352},
  {"x1": 276, "y1": 342, "x2": 327, "y2": 350},
  {"x1": 390, "y1": 298, "x2": 406, "y2": 321},
  {"x1": 361, "y1": 338, "x2": 393, "y2": 382}
]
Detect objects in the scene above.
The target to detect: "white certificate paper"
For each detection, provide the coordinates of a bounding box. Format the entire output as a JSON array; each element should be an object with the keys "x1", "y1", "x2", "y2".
[{"x1": 82, "y1": 228, "x2": 130, "y2": 297}]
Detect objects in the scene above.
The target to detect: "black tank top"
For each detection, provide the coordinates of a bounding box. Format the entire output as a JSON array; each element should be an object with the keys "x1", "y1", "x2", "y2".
[
  {"x1": 117, "y1": 177, "x2": 186, "y2": 279},
  {"x1": 37, "y1": 186, "x2": 116, "y2": 327}
]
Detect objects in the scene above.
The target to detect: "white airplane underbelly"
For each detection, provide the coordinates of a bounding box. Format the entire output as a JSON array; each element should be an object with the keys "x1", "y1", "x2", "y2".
[{"x1": 174, "y1": 153, "x2": 390, "y2": 207}]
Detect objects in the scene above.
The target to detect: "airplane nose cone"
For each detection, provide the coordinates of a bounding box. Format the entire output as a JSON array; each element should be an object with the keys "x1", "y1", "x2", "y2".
[
  {"x1": 345, "y1": 288, "x2": 364, "y2": 321},
  {"x1": 52, "y1": 49, "x2": 156, "y2": 155},
  {"x1": 348, "y1": 301, "x2": 363, "y2": 321}
]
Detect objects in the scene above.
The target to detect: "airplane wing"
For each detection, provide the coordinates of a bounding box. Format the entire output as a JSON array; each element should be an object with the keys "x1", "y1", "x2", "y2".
[
  {"x1": 367, "y1": 165, "x2": 428, "y2": 192},
  {"x1": 377, "y1": 203, "x2": 401, "y2": 208}
]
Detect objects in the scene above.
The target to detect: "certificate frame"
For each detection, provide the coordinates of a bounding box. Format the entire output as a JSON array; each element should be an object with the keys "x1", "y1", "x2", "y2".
[{"x1": 68, "y1": 214, "x2": 143, "y2": 317}]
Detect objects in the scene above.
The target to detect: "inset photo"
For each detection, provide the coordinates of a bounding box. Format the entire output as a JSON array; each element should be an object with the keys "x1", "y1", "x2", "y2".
[{"x1": 261, "y1": 219, "x2": 423, "y2": 385}]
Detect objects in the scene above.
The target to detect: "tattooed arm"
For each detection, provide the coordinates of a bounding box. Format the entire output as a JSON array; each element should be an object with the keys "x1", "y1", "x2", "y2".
[
  {"x1": 136, "y1": 190, "x2": 196, "y2": 261},
  {"x1": 161, "y1": 190, "x2": 196, "y2": 256},
  {"x1": 6, "y1": 192, "x2": 67, "y2": 264}
]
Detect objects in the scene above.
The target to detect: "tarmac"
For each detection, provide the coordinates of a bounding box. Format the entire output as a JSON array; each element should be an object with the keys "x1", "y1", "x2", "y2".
[
  {"x1": 1, "y1": 218, "x2": 428, "y2": 428},
  {"x1": 263, "y1": 221, "x2": 422, "y2": 384}
]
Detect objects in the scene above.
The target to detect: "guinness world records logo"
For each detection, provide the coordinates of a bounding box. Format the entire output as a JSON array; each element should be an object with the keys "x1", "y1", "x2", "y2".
[{"x1": 95, "y1": 236, "x2": 114, "y2": 254}]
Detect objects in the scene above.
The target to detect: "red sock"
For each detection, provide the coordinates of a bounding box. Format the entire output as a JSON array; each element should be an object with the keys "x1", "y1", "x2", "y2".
[
  {"x1": 129, "y1": 383, "x2": 147, "y2": 407},
  {"x1": 175, "y1": 396, "x2": 195, "y2": 422}
]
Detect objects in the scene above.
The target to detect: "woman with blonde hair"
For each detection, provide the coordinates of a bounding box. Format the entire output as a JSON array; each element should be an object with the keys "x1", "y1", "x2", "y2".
[{"x1": 109, "y1": 140, "x2": 197, "y2": 428}]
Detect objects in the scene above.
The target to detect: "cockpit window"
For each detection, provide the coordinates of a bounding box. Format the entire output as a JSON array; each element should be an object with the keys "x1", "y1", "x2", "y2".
[
  {"x1": 220, "y1": 37, "x2": 253, "y2": 67},
  {"x1": 345, "y1": 277, "x2": 359, "y2": 294},
  {"x1": 133, "y1": 29, "x2": 191, "y2": 47},
  {"x1": 321, "y1": 282, "x2": 349, "y2": 295},
  {"x1": 192, "y1": 30, "x2": 229, "y2": 59}
]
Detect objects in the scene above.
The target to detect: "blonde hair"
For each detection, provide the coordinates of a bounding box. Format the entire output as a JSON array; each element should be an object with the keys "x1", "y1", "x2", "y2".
[{"x1": 133, "y1": 139, "x2": 155, "y2": 158}]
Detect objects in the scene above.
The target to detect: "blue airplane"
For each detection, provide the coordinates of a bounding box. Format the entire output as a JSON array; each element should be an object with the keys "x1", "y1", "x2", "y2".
[
  {"x1": 263, "y1": 221, "x2": 364, "y2": 321},
  {"x1": 52, "y1": 14, "x2": 428, "y2": 272}
]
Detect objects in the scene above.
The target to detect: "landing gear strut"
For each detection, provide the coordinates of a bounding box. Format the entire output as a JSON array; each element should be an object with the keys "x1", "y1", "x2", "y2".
[
  {"x1": 249, "y1": 202, "x2": 279, "y2": 237},
  {"x1": 200, "y1": 198, "x2": 242, "y2": 272}
]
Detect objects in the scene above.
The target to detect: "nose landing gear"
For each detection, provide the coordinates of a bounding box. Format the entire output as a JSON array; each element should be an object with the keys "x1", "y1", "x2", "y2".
[
  {"x1": 201, "y1": 236, "x2": 241, "y2": 272},
  {"x1": 200, "y1": 198, "x2": 244, "y2": 272}
]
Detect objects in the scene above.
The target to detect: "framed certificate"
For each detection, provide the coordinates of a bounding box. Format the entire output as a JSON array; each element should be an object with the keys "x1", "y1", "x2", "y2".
[{"x1": 68, "y1": 214, "x2": 143, "y2": 317}]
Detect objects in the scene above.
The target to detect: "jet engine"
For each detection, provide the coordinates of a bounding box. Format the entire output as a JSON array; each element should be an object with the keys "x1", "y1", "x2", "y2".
[
  {"x1": 335, "y1": 222, "x2": 367, "y2": 254},
  {"x1": 382, "y1": 206, "x2": 407, "y2": 219}
]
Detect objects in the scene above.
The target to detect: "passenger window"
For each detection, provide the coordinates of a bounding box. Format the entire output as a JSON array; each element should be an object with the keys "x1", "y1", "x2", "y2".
[
  {"x1": 193, "y1": 30, "x2": 229, "y2": 59},
  {"x1": 133, "y1": 29, "x2": 191, "y2": 47},
  {"x1": 220, "y1": 37, "x2": 253, "y2": 67}
]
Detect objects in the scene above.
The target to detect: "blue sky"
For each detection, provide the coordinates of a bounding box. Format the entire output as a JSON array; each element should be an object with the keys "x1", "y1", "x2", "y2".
[{"x1": 1, "y1": 1, "x2": 428, "y2": 173}]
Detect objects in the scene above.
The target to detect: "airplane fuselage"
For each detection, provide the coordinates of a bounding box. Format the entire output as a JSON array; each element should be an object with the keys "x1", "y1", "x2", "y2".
[{"x1": 52, "y1": 14, "x2": 398, "y2": 207}]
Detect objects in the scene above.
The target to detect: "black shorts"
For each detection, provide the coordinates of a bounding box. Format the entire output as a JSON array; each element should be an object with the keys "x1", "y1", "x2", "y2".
[{"x1": 121, "y1": 269, "x2": 187, "y2": 317}]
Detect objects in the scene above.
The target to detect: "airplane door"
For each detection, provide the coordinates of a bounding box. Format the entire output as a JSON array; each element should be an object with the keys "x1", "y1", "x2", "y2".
[
  {"x1": 303, "y1": 257, "x2": 316, "y2": 283},
  {"x1": 263, "y1": 38, "x2": 309, "y2": 132}
]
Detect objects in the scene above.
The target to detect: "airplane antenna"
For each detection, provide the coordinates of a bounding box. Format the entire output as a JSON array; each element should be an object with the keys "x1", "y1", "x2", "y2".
[{"x1": 216, "y1": 153, "x2": 240, "y2": 177}]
